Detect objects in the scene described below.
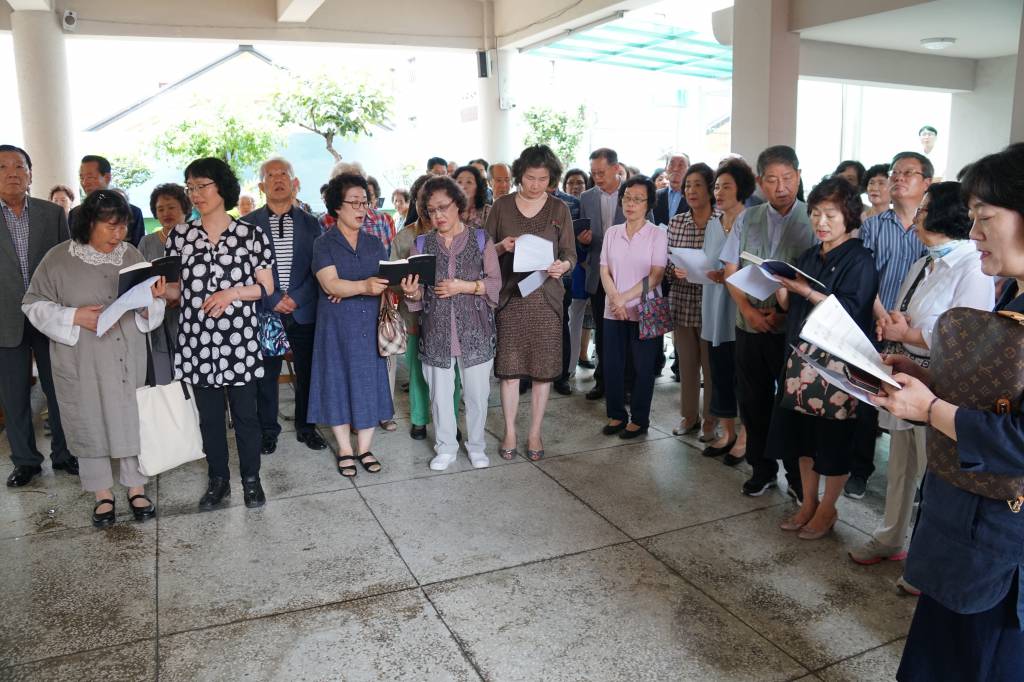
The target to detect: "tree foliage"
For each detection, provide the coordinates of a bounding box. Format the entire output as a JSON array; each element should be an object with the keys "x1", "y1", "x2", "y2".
[
  {"x1": 522, "y1": 105, "x2": 587, "y2": 166},
  {"x1": 272, "y1": 76, "x2": 393, "y2": 163},
  {"x1": 108, "y1": 154, "x2": 152, "y2": 190},
  {"x1": 153, "y1": 111, "x2": 280, "y2": 180}
]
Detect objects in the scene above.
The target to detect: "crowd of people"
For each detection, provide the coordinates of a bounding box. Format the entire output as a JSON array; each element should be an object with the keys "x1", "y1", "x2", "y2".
[{"x1": 1, "y1": 135, "x2": 1023, "y2": 679}]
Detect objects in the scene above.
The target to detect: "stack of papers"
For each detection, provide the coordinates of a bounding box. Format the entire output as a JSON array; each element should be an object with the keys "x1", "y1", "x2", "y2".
[
  {"x1": 668, "y1": 248, "x2": 715, "y2": 285},
  {"x1": 97, "y1": 276, "x2": 157, "y2": 337},
  {"x1": 513, "y1": 234, "x2": 555, "y2": 297}
]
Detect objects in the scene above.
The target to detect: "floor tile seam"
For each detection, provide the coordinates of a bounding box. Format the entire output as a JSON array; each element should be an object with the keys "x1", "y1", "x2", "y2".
[
  {"x1": 350, "y1": 459, "x2": 532, "y2": 490},
  {"x1": 346, "y1": 480, "x2": 424, "y2": 588},
  {"x1": 418, "y1": 587, "x2": 487, "y2": 682},
  {"x1": 630, "y1": 500, "x2": 791, "y2": 541},
  {"x1": 629, "y1": 536, "x2": 816, "y2": 675},
  {"x1": 805, "y1": 634, "x2": 908, "y2": 676},
  {"x1": 0, "y1": 634, "x2": 157, "y2": 672}
]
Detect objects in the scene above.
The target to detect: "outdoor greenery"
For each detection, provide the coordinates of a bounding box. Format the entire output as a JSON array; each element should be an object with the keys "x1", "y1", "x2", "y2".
[
  {"x1": 271, "y1": 76, "x2": 392, "y2": 163},
  {"x1": 522, "y1": 104, "x2": 587, "y2": 166},
  {"x1": 153, "y1": 110, "x2": 280, "y2": 180},
  {"x1": 107, "y1": 154, "x2": 153, "y2": 191}
]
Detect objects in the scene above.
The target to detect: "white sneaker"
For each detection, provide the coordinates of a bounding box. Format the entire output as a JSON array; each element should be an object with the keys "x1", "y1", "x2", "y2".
[
  {"x1": 429, "y1": 453, "x2": 457, "y2": 471},
  {"x1": 468, "y1": 452, "x2": 490, "y2": 469}
]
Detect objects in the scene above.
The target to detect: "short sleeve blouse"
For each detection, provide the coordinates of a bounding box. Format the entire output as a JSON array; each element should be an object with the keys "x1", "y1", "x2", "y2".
[{"x1": 165, "y1": 218, "x2": 274, "y2": 387}]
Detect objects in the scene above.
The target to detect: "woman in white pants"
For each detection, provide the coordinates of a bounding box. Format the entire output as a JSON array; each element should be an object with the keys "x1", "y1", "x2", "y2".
[{"x1": 401, "y1": 176, "x2": 501, "y2": 470}]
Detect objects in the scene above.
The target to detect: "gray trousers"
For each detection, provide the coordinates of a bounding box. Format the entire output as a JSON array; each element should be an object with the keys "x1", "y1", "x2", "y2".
[
  {"x1": 423, "y1": 357, "x2": 492, "y2": 456},
  {"x1": 874, "y1": 426, "x2": 927, "y2": 549},
  {"x1": 78, "y1": 456, "x2": 148, "y2": 493}
]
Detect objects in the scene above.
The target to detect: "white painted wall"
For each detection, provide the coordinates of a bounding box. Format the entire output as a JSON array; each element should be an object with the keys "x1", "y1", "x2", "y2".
[
  {"x1": 948, "y1": 56, "x2": 1016, "y2": 177},
  {"x1": 799, "y1": 40, "x2": 975, "y2": 93}
]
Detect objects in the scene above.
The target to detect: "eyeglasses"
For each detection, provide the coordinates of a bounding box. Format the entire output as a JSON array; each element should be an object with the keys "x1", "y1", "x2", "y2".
[
  {"x1": 425, "y1": 201, "x2": 454, "y2": 217},
  {"x1": 185, "y1": 180, "x2": 216, "y2": 194},
  {"x1": 621, "y1": 196, "x2": 647, "y2": 206},
  {"x1": 889, "y1": 169, "x2": 925, "y2": 180},
  {"x1": 341, "y1": 200, "x2": 369, "y2": 210}
]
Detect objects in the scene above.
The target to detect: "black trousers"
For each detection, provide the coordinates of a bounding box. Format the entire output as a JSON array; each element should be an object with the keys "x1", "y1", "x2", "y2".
[
  {"x1": 256, "y1": 316, "x2": 316, "y2": 437},
  {"x1": 603, "y1": 320, "x2": 660, "y2": 427},
  {"x1": 850, "y1": 407, "x2": 879, "y2": 480},
  {"x1": 589, "y1": 284, "x2": 606, "y2": 388},
  {"x1": 194, "y1": 382, "x2": 261, "y2": 481},
  {"x1": 735, "y1": 329, "x2": 797, "y2": 484},
  {"x1": 559, "y1": 282, "x2": 572, "y2": 382},
  {"x1": 0, "y1": 320, "x2": 72, "y2": 467}
]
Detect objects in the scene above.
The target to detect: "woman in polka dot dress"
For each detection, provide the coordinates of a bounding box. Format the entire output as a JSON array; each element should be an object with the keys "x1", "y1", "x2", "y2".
[{"x1": 165, "y1": 157, "x2": 275, "y2": 512}]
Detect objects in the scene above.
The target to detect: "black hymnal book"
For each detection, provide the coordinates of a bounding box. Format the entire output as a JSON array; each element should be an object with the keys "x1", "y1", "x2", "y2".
[
  {"x1": 573, "y1": 218, "x2": 591, "y2": 235},
  {"x1": 377, "y1": 254, "x2": 437, "y2": 286},
  {"x1": 118, "y1": 256, "x2": 181, "y2": 296}
]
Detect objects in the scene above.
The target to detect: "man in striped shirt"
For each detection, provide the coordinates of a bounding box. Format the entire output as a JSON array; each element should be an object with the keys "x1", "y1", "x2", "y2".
[{"x1": 847, "y1": 151, "x2": 931, "y2": 498}]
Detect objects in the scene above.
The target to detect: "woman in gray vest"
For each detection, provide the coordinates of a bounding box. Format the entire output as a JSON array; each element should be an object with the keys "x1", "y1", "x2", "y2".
[{"x1": 401, "y1": 176, "x2": 501, "y2": 470}]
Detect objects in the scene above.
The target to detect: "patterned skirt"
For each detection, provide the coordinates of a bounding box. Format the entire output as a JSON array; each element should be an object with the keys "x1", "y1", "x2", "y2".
[{"x1": 494, "y1": 296, "x2": 562, "y2": 382}]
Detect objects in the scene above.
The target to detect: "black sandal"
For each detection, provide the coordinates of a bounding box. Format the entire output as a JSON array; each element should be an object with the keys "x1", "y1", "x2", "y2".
[
  {"x1": 92, "y1": 498, "x2": 116, "y2": 528},
  {"x1": 336, "y1": 454, "x2": 357, "y2": 477},
  {"x1": 127, "y1": 493, "x2": 156, "y2": 522},
  {"x1": 357, "y1": 452, "x2": 382, "y2": 473}
]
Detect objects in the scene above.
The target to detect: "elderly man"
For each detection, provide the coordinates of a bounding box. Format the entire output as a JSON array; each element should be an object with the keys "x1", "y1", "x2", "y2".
[
  {"x1": 654, "y1": 153, "x2": 690, "y2": 226},
  {"x1": 0, "y1": 144, "x2": 78, "y2": 486},
  {"x1": 69, "y1": 155, "x2": 146, "y2": 246},
  {"x1": 489, "y1": 163, "x2": 512, "y2": 200},
  {"x1": 244, "y1": 157, "x2": 327, "y2": 454}
]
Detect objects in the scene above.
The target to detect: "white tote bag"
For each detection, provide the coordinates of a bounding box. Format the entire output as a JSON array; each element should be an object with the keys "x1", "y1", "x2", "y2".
[{"x1": 136, "y1": 330, "x2": 205, "y2": 476}]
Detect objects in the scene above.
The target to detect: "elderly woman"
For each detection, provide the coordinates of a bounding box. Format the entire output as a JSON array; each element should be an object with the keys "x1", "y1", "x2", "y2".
[
  {"x1": 666, "y1": 163, "x2": 718, "y2": 441},
  {"x1": 238, "y1": 194, "x2": 257, "y2": 217},
  {"x1": 309, "y1": 173, "x2": 392, "y2": 477},
  {"x1": 700, "y1": 159, "x2": 757, "y2": 463},
  {"x1": 599, "y1": 176, "x2": 668, "y2": 437},
  {"x1": 485, "y1": 144, "x2": 575, "y2": 461},
  {"x1": 770, "y1": 177, "x2": 879, "y2": 539},
  {"x1": 23, "y1": 190, "x2": 166, "y2": 526},
  {"x1": 849, "y1": 181, "x2": 994, "y2": 580},
  {"x1": 165, "y1": 157, "x2": 275, "y2": 511},
  {"x1": 48, "y1": 184, "x2": 75, "y2": 215},
  {"x1": 454, "y1": 165, "x2": 491, "y2": 230},
  {"x1": 401, "y1": 176, "x2": 500, "y2": 469},
  {"x1": 563, "y1": 168, "x2": 590, "y2": 199},
  {"x1": 862, "y1": 164, "x2": 891, "y2": 219},
  {"x1": 138, "y1": 183, "x2": 190, "y2": 384},
  {"x1": 872, "y1": 145, "x2": 1024, "y2": 681},
  {"x1": 392, "y1": 188, "x2": 411, "y2": 232}
]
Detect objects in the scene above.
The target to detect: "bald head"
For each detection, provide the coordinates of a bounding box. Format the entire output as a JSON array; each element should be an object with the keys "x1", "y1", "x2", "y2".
[{"x1": 489, "y1": 163, "x2": 512, "y2": 198}]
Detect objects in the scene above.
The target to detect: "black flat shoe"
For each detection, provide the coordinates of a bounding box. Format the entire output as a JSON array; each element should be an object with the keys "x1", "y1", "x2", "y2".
[
  {"x1": 241, "y1": 476, "x2": 266, "y2": 508},
  {"x1": 553, "y1": 379, "x2": 572, "y2": 396},
  {"x1": 128, "y1": 494, "x2": 156, "y2": 522},
  {"x1": 92, "y1": 498, "x2": 116, "y2": 528},
  {"x1": 357, "y1": 452, "x2": 382, "y2": 473},
  {"x1": 722, "y1": 453, "x2": 746, "y2": 467},
  {"x1": 52, "y1": 456, "x2": 79, "y2": 476},
  {"x1": 260, "y1": 434, "x2": 278, "y2": 455},
  {"x1": 702, "y1": 437, "x2": 738, "y2": 458},
  {"x1": 297, "y1": 430, "x2": 328, "y2": 450},
  {"x1": 6, "y1": 464, "x2": 42, "y2": 487},
  {"x1": 586, "y1": 386, "x2": 604, "y2": 400},
  {"x1": 198, "y1": 477, "x2": 231, "y2": 511},
  {"x1": 602, "y1": 421, "x2": 626, "y2": 436},
  {"x1": 410, "y1": 424, "x2": 427, "y2": 440},
  {"x1": 577, "y1": 359, "x2": 595, "y2": 369},
  {"x1": 619, "y1": 425, "x2": 648, "y2": 439}
]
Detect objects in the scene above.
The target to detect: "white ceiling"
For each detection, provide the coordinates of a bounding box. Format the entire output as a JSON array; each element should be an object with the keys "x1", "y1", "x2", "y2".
[{"x1": 798, "y1": 0, "x2": 1022, "y2": 60}]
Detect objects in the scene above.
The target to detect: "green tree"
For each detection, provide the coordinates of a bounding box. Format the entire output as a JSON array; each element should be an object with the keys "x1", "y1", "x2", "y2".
[
  {"x1": 154, "y1": 110, "x2": 280, "y2": 180},
  {"x1": 271, "y1": 76, "x2": 392, "y2": 162},
  {"x1": 107, "y1": 154, "x2": 152, "y2": 190},
  {"x1": 522, "y1": 104, "x2": 586, "y2": 166}
]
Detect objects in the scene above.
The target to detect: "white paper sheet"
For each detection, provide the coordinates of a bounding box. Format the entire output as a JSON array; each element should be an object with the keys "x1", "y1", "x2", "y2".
[
  {"x1": 517, "y1": 270, "x2": 547, "y2": 298},
  {"x1": 669, "y1": 248, "x2": 715, "y2": 285},
  {"x1": 799, "y1": 295, "x2": 902, "y2": 389},
  {"x1": 726, "y1": 264, "x2": 781, "y2": 300},
  {"x1": 96, "y1": 276, "x2": 157, "y2": 337},
  {"x1": 513, "y1": 234, "x2": 555, "y2": 273},
  {"x1": 791, "y1": 345, "x2": 881, "y2": 407}
]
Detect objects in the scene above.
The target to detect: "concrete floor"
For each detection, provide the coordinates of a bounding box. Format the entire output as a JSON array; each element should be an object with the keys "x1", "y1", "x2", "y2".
[{"x1": 0, "y1": 362, "x2": 916, "y2": 681}]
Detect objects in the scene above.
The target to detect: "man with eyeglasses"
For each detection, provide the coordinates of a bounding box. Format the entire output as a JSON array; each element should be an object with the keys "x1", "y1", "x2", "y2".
[
  {"x1": 244, "y1": 157, "x2": 327, "y2": 455},
  {"x1": 0, "y1": 144, "x2": 79, "y2": 486},
  {"x1": 844, "y1": 151, "x2": 931, "y2": 499},
  {"x1": 69, "y1": 155, "x2": 147, "y2": 246}
]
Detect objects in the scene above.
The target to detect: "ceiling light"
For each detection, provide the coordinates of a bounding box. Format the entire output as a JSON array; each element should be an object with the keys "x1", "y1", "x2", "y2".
[{"x1": 920, "y1": 37, "x2": 956, "y2": 51}]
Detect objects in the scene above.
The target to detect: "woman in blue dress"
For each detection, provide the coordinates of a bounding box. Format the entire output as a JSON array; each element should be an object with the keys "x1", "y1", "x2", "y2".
[{"x1": 309, "y1": 173, "x2": 393, "y2": 477}]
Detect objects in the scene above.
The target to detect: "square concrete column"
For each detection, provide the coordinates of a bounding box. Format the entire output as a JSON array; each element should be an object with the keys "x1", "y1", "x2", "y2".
[
  {"x1": 729, "y1": 0, "x2": 800, "y2": 163},
  {"x1": 478, "y1": 48, "x2": 517, "y2": 165},
  {"x1": 11, "y1": 9, "x2": 76, "y2": 198}
]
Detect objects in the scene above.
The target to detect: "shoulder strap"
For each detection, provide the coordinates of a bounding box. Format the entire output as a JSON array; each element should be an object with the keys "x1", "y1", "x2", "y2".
[
  {"x1": 476, "y1": 228, "x2": 486, "y2": 252},
  {"x1": 415, "y1": 233, "x2": 427, "y2": 253},
  {"x1": 897, "y1": 259, "x2": 931, "y2": 313}
]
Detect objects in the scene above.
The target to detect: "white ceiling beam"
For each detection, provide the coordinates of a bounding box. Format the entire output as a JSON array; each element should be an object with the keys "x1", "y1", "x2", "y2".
[
  {"x1": 6, "y1": 0, "x2": 53, "y2": 11},
  {"x1": 789, "y1": 0, "x2": 934, "y2": 32},
  {"x1": 276, "y1": 0, "x2": 326, "y2": 23}
]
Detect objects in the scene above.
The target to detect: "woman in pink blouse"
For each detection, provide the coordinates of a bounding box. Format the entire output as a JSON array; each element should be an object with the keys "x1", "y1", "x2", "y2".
[{"x1": 599, "y1": 176, "x2": 668, "y2": 438}]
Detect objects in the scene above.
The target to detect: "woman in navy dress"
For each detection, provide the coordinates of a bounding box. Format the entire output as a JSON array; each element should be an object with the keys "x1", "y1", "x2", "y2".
[
  {"x1": 309, "y1": 173, "x2": 393, "y2": 477},
  {"x1": 874, "y1": 144, "x2": 1024, "y2": 681}
]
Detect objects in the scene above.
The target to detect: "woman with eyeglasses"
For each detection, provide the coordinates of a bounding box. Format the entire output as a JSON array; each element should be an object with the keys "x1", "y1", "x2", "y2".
[
  {"x1": 164, "y1": 157, "x2": 276, "y2": 511},
  {"x1": 308, "y1": 173, "x2": 392, "y2": 477}
]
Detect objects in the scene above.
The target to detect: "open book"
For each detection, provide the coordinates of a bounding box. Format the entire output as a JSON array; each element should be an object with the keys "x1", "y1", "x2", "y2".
[
  {"x1": 377, "y1": 254, "x2": 437, "y2": 286},
  {"x1": 740, "y1": 251, "x2": 825, "y2": 288},
  {"x1": 118, "y1": 256, "x2": 180, "y2": 297}
]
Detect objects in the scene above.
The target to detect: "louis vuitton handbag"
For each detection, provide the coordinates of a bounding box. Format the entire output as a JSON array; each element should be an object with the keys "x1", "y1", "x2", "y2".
[{"x1": 926, "y1": 307, "x2": 1024, "y2": 510}]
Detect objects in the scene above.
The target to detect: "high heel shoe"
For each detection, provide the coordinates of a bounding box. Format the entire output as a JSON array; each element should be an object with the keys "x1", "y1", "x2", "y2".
[{"x1": 798, "y1": 513, "x2": 838, "y2": 540}]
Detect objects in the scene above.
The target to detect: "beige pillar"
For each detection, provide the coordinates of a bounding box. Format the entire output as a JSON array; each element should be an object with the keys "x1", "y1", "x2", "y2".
[
  {"x1": 729, "y1": 0, "x2": 800, "y2": 163},
  {"x1": 11, "y1": 10, "x2": 76, "y2": 198},
  {"x1": 478, "y1": 48, "x2": 517, "y2": 165}
]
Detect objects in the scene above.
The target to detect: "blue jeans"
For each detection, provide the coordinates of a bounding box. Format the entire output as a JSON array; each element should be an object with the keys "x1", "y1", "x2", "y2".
[{"x1": 603, "y1": 319, "x2": 660, "y2": 427}]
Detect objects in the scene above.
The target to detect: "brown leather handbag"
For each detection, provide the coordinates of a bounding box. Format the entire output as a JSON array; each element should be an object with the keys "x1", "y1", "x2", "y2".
[{"x1": 926, "y1": 307, "x2": 1024, "y2": 510}]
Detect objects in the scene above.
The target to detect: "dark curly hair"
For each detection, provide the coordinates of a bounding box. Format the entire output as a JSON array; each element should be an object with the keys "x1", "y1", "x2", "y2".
[
  {"x1": 715, "y1": 158, "x2": 756, "y2": 203},
  {"x1": 618, "y1": 175, "x2": 656, "y2": 209},
  {"x1": 960, "y1": 143, "x2": 1024, "y2": 218},
  {"x1": 922, "y1": 182, "x2": 971, "y2": 239},
  {"x1": 149, "y1": 183, "x2": 192, "y2": 219},
  {"x1": 453, "y1": 165, "x2": 487, "y2": 210},
  {"x1": 833, "y1": 160, "x2": 866, "y2": 188},
  {"x1": 323, "y1": 173, "x2": 369, "y2": 221},
  {"x1": 806, "y1": 176, "x2": 863, "y2": 233},
  {"x1": 683, "y1": 163, "x2": 716, "y2": 206},
  {"x1": 512, "y1": 144, "x2": 562, "y2": 190},
  {"x1": 183, "y1": 157, "x2": 240, "y2": 211},
  {"x1": 417, "y1": 175, "x2": 468, "y2": 224},
  {"x1": 72, "y1": 190, "x2": 131, "y2": 244},
  {"x1": 861, "y1": 163, "x2": 890, "y2": 192},
  {"x1": 563, "y1": 168, "x2": 591, "y2": 192}
]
